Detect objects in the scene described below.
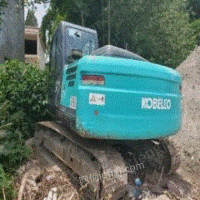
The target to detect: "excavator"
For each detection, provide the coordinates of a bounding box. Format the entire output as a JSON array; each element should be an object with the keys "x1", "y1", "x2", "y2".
[{"x1": 34, "y1": 21, "x2": 182, "y2": 199}]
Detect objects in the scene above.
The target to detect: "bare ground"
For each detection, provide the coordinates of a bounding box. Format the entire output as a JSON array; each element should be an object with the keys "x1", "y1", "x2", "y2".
[{"x1": 168, "y1": 46, "x2": 200, "y2": 199}]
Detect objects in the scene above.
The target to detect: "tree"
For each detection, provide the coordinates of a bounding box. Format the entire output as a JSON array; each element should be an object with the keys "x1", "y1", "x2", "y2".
[
  {"x1": 154, "y1": 0, "x2": 195, "y2": 67},
  {"x1": 190, "y1": 19, "x2": 200, "y2": 45},
  {"x1": 0, "y1": 0, "x2": 7, "y2": 14},
  {"x1": 48, "y1": 0, "x2": 102, "y2": 27},
  {"x1": 187, "y1": 0, "x2": 200, "y2": 20},
  {"x1": 105, "y1": 0, "x2": 195, "y2": 68},
  {"x1": 25, "y1": 9, "x2": 38, "y2": 27},
  {"x1": 40, "y1": 0, "x2": 195, "y2": 68},
  {"x1": 0, "y1": 0, "x2": 7, "y2": 26},
  {"x1": 40, "y1": 0, "x2": 102, "y2": 48},
  {"x1": 187, "y1": 0, "x2": 200, "y2": 45}
]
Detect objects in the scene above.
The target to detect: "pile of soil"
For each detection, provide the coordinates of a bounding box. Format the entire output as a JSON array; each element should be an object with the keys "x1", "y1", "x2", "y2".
[{"x1": 169, "y1": 46, "x2": 200, "y2": 198}]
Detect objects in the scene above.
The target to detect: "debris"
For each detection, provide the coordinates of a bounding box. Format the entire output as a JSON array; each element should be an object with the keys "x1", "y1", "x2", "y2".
[
  {"x1": 46, "y1": 173, "x2": 56, "y2": 181},
  {"x1": 26, "y1": 179, "x2": 37, "y2": 187},
  {"x1": 17, "y1": 171, "x2": 29, "y2": 200},
  {"x1": 51, "y1": 165, "x2": 62, "y2": 172},
  {"x1": 44, "y1": 187, "x2": 57, "y2": 200},
  {"x1": 129, "y1": 178, "x2": 142, "y2": 199},
  {"x1": 155, "y1": 194, "x2": 170, "y2": 200}
]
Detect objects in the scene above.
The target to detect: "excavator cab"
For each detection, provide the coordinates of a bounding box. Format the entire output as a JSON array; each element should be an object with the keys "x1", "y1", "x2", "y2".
[{"x1": 49, "y1": 22, "x2": 98, "y2": 111}]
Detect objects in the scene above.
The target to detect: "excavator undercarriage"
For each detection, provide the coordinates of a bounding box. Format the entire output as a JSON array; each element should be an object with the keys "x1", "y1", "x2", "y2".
[{"x1": 33, "y1": 121, "x2": 180, "y2": 200}]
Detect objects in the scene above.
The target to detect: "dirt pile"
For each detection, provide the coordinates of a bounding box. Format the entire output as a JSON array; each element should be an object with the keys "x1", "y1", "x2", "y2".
[
  {"x1": 169, "y1": 46, "x2": 200, "y2": 198},
  {"x1": 175, "y1": 46, "x2": 200, "y2": 155}
]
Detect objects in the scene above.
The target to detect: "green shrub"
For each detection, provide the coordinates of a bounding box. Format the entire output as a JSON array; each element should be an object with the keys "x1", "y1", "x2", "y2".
[
  {"x1": 0, "y1": 59, "x2": 50, "y2": 199},
  {"x1": 0, "y1": 164, "x2": 16, "y2": 200},
  {"x1": 0, "y1": 60, "x2": 49, "y2": 128}
]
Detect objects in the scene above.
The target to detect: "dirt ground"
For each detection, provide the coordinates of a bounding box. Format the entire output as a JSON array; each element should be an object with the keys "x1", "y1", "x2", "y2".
[
  {"x1": 168, "y1": 46, "x2": 200, "y2": 199},
  {"x1": 14, "y1": 47, "x2": 200, "y2": 200}
]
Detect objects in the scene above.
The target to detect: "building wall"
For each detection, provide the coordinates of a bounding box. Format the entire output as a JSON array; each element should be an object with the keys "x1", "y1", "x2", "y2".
[
  {"x1": 0, "y1": 0, "x2": 24, "y2": 64},
  {"x1": 25, "y1": 27, "x2": 47, "y2": 70},
  {"x1": 38, "y1": 34, "x2": 47, "y2": 70}
]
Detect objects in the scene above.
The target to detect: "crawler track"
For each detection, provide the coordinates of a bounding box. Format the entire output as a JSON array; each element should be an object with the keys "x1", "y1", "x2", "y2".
[{"x1": 34, "y1": 121, "x2": 180, "y2": 199}]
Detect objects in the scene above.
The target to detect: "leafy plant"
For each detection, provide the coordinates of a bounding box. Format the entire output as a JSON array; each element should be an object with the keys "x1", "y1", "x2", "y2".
[
  {"x1": 0, "y1": 59, "x2": 49, "y2": 129},
  {"x1": 0, "y1": 164, "x2": 14, "y2": 200},
  {"x1": 190, "y1": 18, "x2": 200, "y2": 45},
  {"x1": 0, "y1": 59, "x2": 50, "y2": 199},
  {"x1": 0, "y1": 0, "x2": 7, "y2": 26}
]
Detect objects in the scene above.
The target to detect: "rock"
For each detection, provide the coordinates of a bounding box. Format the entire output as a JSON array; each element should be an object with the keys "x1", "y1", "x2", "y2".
[
  {"x1": 26, "y1": 179, "x2": 37, "y2": 187},
  {"x1": 29, "y1": 168, "x2": 42, "y2": 182},
  {"x1": 46, "y1": 173, "x2": 56, "y2": 181},
  {"x1": 167, "y1": 180, "x2": 184, "y2": 197},
  {"x1": 25, "y1": 138, "x2": 35, "y2": 148},
  {"x1": 16, "y1": 165, "x2": 26, "y2": 175},
  {"x1": 44, "y1": 187, "x2": 58, "y2": 200},
  {"x1": 32, "y1": 186, "x2": 39, "y2": 192},
  {"x1": 156, "y1": 194, "x2": 170, "y2": 200},
  {"x1": 51, "y1": 165, "x2": 62, "y2": 172},
  {"x1": 58, "y1": 191, "x2": 77, "y2": 200},
  {"x1": 146, "y1": 183, "x2": 165, "y2": 195}
]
